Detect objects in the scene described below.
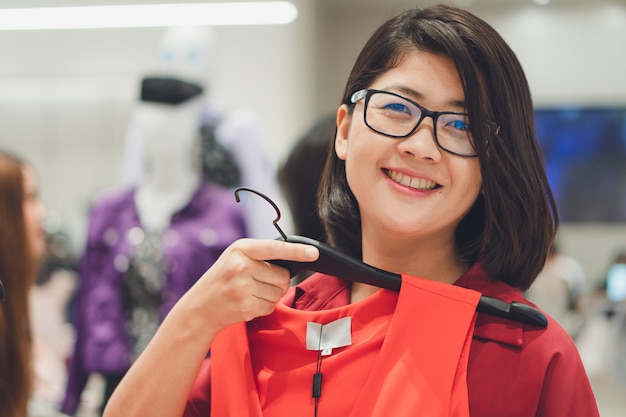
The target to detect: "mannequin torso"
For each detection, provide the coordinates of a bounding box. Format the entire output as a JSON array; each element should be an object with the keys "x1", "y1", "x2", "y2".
[{"x1": 133, "y1": 97, "x2": 202, "y2": 231}]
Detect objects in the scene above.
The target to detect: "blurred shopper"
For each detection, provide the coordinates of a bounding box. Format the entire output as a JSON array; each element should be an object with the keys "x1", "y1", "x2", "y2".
[
  {"x1": 278, "y1": 115, "x2": 335, "y2": 244},
  {"x1": 604, "y1": 252, "x2": 626, "y2": 387},
  {"x1": 29, "y1": 232, "x2": 78, "y2": 415},
  {"x1": 526, "y1": 243, "x2": 589, "y2": 339},
  {"x1": 605, "y1": 252, "x2": 626, "y2": 306},
  {"x1": 278, "y1": 116, "x2": 334, "y2": 284},
  {"x1": 0, "y1": 149, "x2": 46, "y2": 417}
]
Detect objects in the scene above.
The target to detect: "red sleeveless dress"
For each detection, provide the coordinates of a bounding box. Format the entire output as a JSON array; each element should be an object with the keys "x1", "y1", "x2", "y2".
[{"x1": 208, "y1": 274, "x2": 481, "y2": 417}]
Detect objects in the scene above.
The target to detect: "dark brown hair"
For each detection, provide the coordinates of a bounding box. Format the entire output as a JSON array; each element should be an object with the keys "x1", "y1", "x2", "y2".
[
  {"x1": 0, "y1": 150, "x2": 35, "y2": 417},
  {"x1": 318, "y1": 5, "x2": 558, "y2": 290}
]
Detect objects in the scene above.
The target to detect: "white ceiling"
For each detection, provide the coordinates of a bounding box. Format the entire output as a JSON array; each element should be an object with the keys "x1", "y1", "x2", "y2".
[
  {"x1": 1, "y1": 0, "x2": 625, "y2": 21},
  {"x1": 320, "y1": 0, "x2": 626, "y2": 14},
  {"x1": 2, "y1": 0, "x2": 625, "y2": 9}
]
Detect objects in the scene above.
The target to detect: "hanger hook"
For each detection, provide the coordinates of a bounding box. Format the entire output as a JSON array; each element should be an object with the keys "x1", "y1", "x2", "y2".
[{"x1": 234, "y1": 187, "x2": 287, "y2": 241}]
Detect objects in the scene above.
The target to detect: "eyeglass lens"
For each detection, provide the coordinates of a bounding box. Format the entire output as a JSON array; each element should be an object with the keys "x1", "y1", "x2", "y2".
[{"x1": 365, "y1": 91, "x2": 476, "y2": 156}]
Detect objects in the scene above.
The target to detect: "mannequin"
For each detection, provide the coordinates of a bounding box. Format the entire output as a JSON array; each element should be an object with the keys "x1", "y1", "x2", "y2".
[
  {"x1": 123, "y1": 25, "x2": 287, "y2": 239},
  {"x1": 133, "y1": 98, "x2": 201, "y2": 231},
  {"x1": 61, "y1": 29, "x2": 248, "y2": 416},
  {"x1": 122, "y1": 25, "x2": 218, "y2": 188}
]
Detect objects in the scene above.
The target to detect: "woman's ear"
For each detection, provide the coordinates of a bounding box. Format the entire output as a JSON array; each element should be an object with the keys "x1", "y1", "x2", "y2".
[{"x1": 335, "y1": 104, "x2": 351, "y2": 161}]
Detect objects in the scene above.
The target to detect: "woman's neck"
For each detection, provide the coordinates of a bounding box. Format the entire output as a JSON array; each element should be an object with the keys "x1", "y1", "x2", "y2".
[
  {"x1": 351, "y1": 239, "x2": 466, "y2": 303},
  {"x1": 351, "y1": 229, "x2": 467, "y2": 303}
]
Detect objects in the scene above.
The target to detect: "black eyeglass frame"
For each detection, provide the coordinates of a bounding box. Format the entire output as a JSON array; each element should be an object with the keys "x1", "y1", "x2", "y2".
[{"x1": 350, "y1": 88, "x2": 497, "y2": 158}]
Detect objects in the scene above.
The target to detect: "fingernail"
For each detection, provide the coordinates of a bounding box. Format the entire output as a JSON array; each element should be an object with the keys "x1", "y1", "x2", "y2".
[{"x1": 305, "y1": 246, "x2": 319, "y2": 259}]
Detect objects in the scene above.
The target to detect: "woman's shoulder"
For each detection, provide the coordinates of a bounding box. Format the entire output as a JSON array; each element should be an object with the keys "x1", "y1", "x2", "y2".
[
  {"x1": 463, "y1": 267, "x2": 598, "y2": 416},
  {"x1": 458, "y1": 263, "x2": 580, "y2": 355}
]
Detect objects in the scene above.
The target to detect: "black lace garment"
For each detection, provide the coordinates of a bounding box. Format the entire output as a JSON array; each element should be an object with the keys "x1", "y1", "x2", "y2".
[{"x1": 122, "y1": 230, "x2": 165, "y2": 362}]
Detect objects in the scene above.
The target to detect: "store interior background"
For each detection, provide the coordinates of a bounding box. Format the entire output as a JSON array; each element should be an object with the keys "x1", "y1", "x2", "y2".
[
  {"x1": 0, "y1": 0, "x2": 626, "y2": 279},
  {"x1": 1, "y1": 0, "x2": 625, "y2": 413},
  {"x1": 1, "y1": 0, "x2": 625, "y2": 282}
]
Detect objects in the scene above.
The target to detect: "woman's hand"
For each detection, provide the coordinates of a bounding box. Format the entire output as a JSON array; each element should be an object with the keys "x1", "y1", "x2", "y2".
[
  {"x1": 179, "y1": 238, "x2": 319, "y2": 333},
  {"x1": 103, "y1": 238, "x2": 318, "y2": 417}
]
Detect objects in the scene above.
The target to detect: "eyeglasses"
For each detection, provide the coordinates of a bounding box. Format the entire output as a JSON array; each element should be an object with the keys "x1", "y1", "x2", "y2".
[{"x1": 350, "y1": 88, "x2": 481, "y2": 157}]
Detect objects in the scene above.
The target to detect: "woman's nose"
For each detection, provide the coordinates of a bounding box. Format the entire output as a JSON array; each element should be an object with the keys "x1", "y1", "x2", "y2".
[{"x1": 396, "y1": 117, "x2": 443, "y2": 162}]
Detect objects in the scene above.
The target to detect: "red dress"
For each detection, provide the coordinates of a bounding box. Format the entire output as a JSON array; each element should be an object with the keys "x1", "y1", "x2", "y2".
[
  {"x1": 184, "y1": 264, "x2": 600, "y2": 417},
  {"x1": 208, "y1": 274, "x2": 480, "y2": 417}
]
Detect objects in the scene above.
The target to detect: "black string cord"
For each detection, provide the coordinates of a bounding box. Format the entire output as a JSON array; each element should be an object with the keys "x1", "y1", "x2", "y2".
[{"x1": 312, "y1": 337, "x2": 324, "y2": 417}]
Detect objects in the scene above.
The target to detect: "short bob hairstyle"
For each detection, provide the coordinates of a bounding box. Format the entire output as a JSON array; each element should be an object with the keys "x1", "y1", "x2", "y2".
[{"x1": 318, "y1": 4, "x2": 558, "y2": 291}]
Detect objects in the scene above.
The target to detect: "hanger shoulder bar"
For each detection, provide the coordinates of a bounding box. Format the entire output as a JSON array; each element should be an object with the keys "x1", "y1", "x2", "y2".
[
  {"x1": 477, "y1": 296, "x2": 548, "y2": 328},
  {"x1": 274, "y1": 235, "x2": 402, "y2": 290},
  {"x1": 270, "y1": 235, "x2": 547, "y2": 328}
]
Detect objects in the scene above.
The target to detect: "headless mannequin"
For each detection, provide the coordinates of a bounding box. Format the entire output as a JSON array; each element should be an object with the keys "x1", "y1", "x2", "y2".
[
  {"x1": 133, "y1": 98, "x2": 202, "y2": 231},
  {"x1": 123, "y1": 26, "x2": 287, "y2": 238},
  {"x1": 131, "y1": 26, "x2": 211, "y2": 230},
  {"x1": 61, "y1": 27, "x2": 249, "y2": 416},
  {"x1": 122, "y1": 26, "x2": 214, "y2": 190}
]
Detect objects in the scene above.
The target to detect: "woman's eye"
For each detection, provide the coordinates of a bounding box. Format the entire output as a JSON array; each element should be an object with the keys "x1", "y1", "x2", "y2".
[
  {"x1": 383, "y1": 102, "x2": 411, "y2": 115},
  {"x1": 448, "y1": 119, "x2": 470, "y2": 131}
]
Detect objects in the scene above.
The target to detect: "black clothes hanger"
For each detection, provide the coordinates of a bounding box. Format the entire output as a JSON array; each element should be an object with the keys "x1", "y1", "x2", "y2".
[{"x1": 234, "y1": 187, "x2": 547, "y2": 328}]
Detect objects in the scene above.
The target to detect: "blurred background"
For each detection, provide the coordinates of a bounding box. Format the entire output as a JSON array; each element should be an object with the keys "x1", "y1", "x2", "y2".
[
  {"x1": 2, "y1": 0, "x2": 626, "y2": 273},
  {"x1": 1, "y1": 0, "x2": 625, "y2": 415}
]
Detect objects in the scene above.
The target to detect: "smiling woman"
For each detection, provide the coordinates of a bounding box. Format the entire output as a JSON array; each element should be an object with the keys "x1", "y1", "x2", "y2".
[{"x1": 102, "y1": 4, "x2": 598, "y2": 417}]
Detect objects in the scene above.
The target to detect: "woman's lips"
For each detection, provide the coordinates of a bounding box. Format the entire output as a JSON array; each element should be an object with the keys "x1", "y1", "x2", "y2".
[{"x1": 384, "y1": 168, "x2": 440, "y2": 191}]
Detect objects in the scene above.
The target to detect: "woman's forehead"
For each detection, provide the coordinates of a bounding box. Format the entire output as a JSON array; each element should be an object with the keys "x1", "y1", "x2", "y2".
[{"x1": 370, "y1": 51, "x2": 466, "y2": 109}]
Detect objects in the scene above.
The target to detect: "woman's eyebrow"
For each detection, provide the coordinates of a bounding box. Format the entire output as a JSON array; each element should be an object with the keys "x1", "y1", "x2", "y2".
[{"x1": 389, "y1": 85, "x2": 467, "y2": 110}]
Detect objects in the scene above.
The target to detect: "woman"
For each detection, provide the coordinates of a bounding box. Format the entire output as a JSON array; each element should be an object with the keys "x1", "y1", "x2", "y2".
[
  {"x1": 104, "y1": 5, "x2": 598, "y2": 417},
  {"x1": 0, "y1": 150, "x2": 46, "y2": 417}
]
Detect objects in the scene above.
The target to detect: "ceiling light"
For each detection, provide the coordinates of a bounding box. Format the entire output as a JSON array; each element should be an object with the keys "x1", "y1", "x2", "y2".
[{"x1": 0, "y1": 2, "x2": 298, "y2": 30}]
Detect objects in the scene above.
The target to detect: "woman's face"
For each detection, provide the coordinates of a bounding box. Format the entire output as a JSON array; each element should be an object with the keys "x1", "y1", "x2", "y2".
[
  {"x1": 335, "y1": 50, "x2": 482, "y2": 251},
  {"x1": 22, "y1": 165, "x2": 46, "y2": 261}
]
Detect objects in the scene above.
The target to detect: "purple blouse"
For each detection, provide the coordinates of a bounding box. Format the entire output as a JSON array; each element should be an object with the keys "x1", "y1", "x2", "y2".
[{"x1": 61, "y1": 182, "x2": 247, "y2": 414}]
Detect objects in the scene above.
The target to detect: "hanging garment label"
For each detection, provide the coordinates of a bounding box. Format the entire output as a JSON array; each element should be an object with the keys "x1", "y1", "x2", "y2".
[{"x1": 306, "y1": 316, "x2": 352, "y2": 355}]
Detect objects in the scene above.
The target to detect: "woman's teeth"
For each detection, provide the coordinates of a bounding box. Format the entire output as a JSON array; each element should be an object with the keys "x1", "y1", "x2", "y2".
[{"x1": 387, "y1": 170, "x2": 438, "y2": 190}]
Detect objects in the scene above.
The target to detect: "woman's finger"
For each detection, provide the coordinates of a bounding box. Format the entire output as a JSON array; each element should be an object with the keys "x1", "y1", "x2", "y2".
[{"x1": 235, "y1": 238, "x2": 319, "y2": 264}]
